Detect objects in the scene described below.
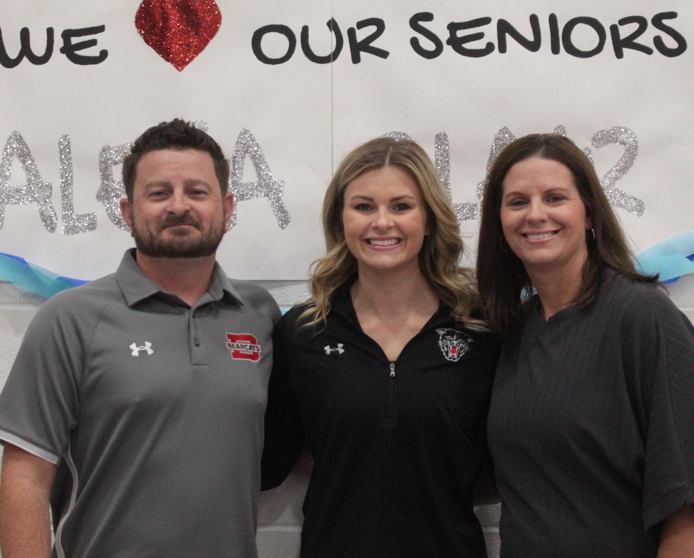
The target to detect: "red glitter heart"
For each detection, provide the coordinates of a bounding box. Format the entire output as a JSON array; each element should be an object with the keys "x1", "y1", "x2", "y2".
[{"x1": 136, "y1": 0, "x2": 222, "y2": 71}]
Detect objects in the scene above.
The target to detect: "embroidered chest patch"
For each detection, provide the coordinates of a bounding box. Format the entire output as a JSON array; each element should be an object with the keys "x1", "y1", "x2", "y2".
[
  {"x1": 435, "y1": 328, "x2": 472, "y2": 362},
  {"x1": 226, "y1": 333, "x2": 262, "y2": 362}
]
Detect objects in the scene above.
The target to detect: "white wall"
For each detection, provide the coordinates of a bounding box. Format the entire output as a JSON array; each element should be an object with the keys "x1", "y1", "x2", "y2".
[{"x1": 2, "y1": 275, "x2": 694, "y2": 557}]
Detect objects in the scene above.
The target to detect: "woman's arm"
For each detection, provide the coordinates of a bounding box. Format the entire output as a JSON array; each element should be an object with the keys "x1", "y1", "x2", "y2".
[
  {"x1": 472, "y1": 465, "x2": 500, "y2": 506},
  {"x1": 261, "y1": 321, "x2": 306, "y2": 490},
  {"x1": 658, "y1": 506, "x2": 694, "y2": 557}
]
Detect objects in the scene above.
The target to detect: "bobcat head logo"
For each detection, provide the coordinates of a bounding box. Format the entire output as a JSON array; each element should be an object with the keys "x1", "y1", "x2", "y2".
[{"x1": 436, "y1": 328, "x2": 472, "y2": 362}]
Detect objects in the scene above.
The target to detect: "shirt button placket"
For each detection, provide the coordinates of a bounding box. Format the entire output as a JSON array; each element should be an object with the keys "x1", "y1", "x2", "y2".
[{"x1": 190, "y1": 308, "x2": 207, "y2": 365}]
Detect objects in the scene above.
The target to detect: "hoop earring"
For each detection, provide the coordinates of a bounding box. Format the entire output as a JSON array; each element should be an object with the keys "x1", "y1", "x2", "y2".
[
  {"x1": 587, "y1": 228, "x2": 596, "y2": 243},
  {"x1": 499, "y1": 235, "x2": 511, "y2": 252}
]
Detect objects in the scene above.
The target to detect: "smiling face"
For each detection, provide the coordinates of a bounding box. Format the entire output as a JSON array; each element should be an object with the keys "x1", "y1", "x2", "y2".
[
  {"x1": 120, "y1": 149, "x2": 234, "y2": 259},
  {"x1": 500, "y1": 156, "x2": 590, "y2": 281},
  {"x1": 342, "y1": 166, "x2": 428, "y2": 276}
]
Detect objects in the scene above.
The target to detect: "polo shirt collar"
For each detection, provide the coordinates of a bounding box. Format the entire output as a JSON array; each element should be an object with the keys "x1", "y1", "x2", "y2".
[
  {"x1": 207, "y1": 261, "x2": 245, "y2": 304},
  {"x1": 115, "y1": 249, "x2": 244, "y2": 307}
]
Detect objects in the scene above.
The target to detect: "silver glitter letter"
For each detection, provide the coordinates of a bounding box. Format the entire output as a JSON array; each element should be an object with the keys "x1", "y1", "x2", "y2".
[
  {"x1": 590, "y1": 127, "x2": 644, "y2": 216},
  {"x1": 434, "y1": 132, "x2": 477, "y2": 221},
  {"x1": 382, "y1": 131, "x2": 477, "y2": 221},
  {"x1": 228, "y1": 128, "x2": 290, "y2": 229},
  {"x1": 0, "y1": 131, "x2": 58, "y2": 232},
  {"x1": 59, "y1": 135, "x2": 97, "y2": 235},
  {"x1": 380, "y1": 131, "x2": 414, "y2": 142},
  {"x1": 476, "y1": 125, "x2": 566, "y2": 202},
  {"x1": 476, "y1": 127, "x2": 517, "y2": 202},
  {"x1": 96, "y1": 143, "x2": 132, "y2": 231}
]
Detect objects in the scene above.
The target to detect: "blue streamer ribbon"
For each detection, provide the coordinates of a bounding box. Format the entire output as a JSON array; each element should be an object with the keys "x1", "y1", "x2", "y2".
[
  {"x1": 0, "y1": 252, "x2": 88, "y2": 298},
  {"x1": 635, "y1": 230, "x2": 694, "y2": 283}
]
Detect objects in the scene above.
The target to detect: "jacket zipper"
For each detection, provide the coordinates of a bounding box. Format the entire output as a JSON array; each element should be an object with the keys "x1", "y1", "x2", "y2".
[{"x1": 385, "y1": 361, "x2": 396, "y2": 427}]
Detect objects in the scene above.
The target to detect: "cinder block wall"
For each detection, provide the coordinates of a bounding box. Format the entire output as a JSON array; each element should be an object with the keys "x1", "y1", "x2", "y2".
[{"x1": 2, "y1": 275, "x2": 694, "y2": 558}]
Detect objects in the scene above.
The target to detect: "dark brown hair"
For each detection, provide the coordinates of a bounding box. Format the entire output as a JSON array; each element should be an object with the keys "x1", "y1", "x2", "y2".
[
  {"x1": 122, "y1": 119, "x2": 230, "y2": 201},
  {"x1": 476, "y1": 133, "x2": 657, "y2": 334}
]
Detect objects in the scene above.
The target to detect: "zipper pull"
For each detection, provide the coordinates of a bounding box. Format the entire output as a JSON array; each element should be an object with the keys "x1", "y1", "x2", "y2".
[{"x1": 389, "y1": 362, "x2": 395, "y2": 377}]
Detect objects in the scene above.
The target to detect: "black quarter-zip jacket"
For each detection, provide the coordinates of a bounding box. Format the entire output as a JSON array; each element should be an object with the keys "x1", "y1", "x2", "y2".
[{"x1": 262, "y1": 285, "x2": 499, "y2": 557}]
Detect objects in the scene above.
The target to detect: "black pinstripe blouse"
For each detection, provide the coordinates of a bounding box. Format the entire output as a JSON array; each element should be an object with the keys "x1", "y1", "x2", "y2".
[{"x1": 489, "y1": 273, "x2": 694, "y2": 557}]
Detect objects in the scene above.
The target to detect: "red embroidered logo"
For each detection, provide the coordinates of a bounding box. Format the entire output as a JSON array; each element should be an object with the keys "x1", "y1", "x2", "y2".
[{"x1": 226, "y1": 333, "x2": 262, "y2": 362}]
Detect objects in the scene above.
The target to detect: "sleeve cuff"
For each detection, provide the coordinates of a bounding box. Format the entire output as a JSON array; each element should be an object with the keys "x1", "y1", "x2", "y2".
[
  {"x1": 0, "y1": 430, "x2": 60, "y2": 465},
  {"x1": 643, "y1": 485, "x2": 694, "y2": 531}
]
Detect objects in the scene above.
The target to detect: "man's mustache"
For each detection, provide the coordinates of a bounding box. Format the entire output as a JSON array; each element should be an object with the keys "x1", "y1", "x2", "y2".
[{"x1": 158, "y1": 214, "x2": 201, "y2": 231}]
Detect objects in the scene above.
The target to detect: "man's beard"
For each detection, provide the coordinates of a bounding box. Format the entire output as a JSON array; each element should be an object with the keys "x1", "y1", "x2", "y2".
[{"x1": 131, "y1": 213, "x2": 226, "y2": 258}]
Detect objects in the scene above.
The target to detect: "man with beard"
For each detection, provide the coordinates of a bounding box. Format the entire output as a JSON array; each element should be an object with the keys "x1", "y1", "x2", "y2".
[{"x1": 0, "y1": 119, "x2": 281, "y2": 558}]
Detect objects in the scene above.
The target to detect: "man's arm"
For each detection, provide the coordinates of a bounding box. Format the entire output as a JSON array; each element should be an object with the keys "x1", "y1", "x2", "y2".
[
  {"x1": 0, "y1": 443, "x2": 56, "y2": 558},
  {"x1": 658, "y1": 506, "x2": 694, "y2": 558}
]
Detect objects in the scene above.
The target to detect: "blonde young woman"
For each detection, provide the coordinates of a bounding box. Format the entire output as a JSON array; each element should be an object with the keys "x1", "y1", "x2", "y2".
[
  {"x1": 262, "y1": 137, "x2": 499, "y2": 558},
  {"x1": 477, "y1": 134, "x2": 694, "y2": 557}
]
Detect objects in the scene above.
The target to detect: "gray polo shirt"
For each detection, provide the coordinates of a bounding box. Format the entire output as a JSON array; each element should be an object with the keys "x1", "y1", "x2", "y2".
[{"x1": 0, "y1": 249, "x2": 280, "y2": 558}]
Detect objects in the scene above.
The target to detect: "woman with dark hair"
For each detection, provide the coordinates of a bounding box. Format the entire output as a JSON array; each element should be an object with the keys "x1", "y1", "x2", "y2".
[
  {"x1": 477, "y1": 133, "x2": 694, "y2": 557},
  {"x1": 262, "y1": 137, "x2": 499, "y2": 558}
]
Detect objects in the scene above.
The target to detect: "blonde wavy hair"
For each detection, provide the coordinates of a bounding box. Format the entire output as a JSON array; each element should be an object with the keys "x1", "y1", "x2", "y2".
[{"x1": 299, "y1": 137, "x2": 484, "y2": 330}]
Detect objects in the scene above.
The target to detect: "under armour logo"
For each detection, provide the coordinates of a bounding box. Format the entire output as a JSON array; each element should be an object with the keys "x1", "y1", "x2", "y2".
[
  {"x1": 130, "y1": 342, "x2": 153, "y2": 356},
  {"x1": 324, "y1": 344, "x2": 344, "y2": 355}
]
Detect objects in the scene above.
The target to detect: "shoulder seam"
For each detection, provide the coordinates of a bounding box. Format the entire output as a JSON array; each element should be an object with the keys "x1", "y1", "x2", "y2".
[{"x1": 80, "y1": 293, "x2": 127, "y2": 387}]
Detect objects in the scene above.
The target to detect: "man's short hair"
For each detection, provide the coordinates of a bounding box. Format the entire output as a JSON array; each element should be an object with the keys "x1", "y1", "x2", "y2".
[{"x1": 122, "y1": 119, "x2": 231, "y2": 201}]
